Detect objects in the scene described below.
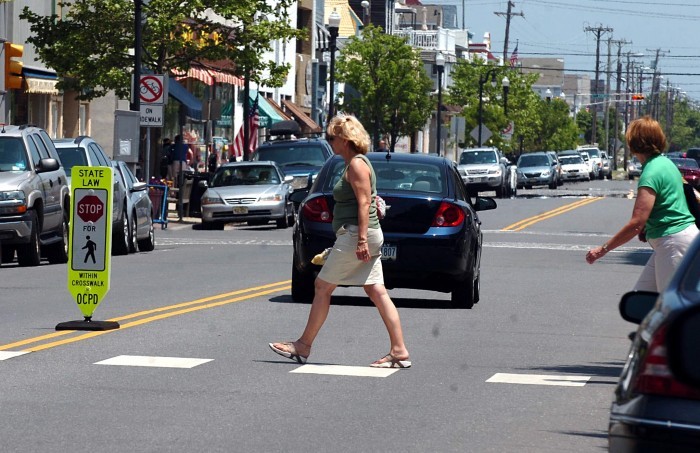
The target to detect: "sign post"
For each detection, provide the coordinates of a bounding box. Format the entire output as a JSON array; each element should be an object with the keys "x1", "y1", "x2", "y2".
[{"x1": 57, "y1": 166, "x2": 119, "y2": 331}]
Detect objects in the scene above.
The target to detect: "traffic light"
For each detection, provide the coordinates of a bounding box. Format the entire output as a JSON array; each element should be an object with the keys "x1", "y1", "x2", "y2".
[
  {"x1": 4, "y1": 42, "x2": 24, "y2": 90},
  {"x1": 631, "y1": 93, "x2": 645, "y2": 101}
]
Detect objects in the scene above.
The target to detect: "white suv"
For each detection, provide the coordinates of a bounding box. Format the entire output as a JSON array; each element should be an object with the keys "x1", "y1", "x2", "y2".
[
  {"x1": 0, "y1": 125, "x2": 70, "y2": 266},
  {"x1": 457, "y1": 147, "x2": 516, "y2": 198}
]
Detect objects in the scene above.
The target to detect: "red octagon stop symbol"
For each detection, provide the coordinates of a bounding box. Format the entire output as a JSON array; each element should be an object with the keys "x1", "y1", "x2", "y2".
[{"x1": 77, "y1": 195, "x2": 104, "y2": 223}]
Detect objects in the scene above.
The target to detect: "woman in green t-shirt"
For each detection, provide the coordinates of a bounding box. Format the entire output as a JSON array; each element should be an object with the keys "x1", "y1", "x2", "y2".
[
  {"x1": 269, "y1": 114, "x2": 410, "y2": 369},
  {"x1": 586, "y1": 116, "x2": 699, "y2": 292}
]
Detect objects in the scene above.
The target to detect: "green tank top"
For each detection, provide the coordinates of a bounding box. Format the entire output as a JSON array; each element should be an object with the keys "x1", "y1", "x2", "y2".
[{"x1": 332, "y1": 154, "x2": 380, "y2": 232}]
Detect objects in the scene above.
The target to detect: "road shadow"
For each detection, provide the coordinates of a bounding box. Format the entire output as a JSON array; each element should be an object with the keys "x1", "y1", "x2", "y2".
[
  {"x1": 517, "y1": 360, "x2": 624, "y2": 385},
  {"x1": 269, "y1": 294, "x2": 455, "y2": 310},
  {"x1": 605, "y1": 250, "x2": 652, "y2": 266}
]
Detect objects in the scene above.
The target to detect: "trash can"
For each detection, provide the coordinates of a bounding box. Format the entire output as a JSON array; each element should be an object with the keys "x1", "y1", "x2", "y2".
[{"x1": 188, "y1": 172, "x2": 211, "y2": 217}]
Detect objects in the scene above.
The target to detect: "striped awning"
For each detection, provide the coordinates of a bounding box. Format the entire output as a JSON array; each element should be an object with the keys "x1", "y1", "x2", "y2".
[{"x1": 174, "y1": 66, "x2": 243, "y2": 86}]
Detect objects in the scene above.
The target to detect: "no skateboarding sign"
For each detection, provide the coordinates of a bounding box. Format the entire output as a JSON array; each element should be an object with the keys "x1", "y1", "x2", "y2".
[{"x1": 60, "y1": 166, "x2": 118, "y2": 331}]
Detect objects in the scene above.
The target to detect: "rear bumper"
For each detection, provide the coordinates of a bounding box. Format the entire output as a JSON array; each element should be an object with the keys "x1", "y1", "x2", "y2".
[{"x1": 609, "y1": 414, "x2": 700, "y2": 452}]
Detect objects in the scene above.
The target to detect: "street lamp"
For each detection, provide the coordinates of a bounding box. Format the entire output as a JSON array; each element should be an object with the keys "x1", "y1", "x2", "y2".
[
  {"x1": 435, "y1": 52, "x2": 445, "y2": 156},
  {"x1": 476, "y1": 68, "x2": 508, "y2": 147},
  {"x1": 502, "y1": 76, "x2": 510, "y2": 116},
  {"x1": 361, "y1": 0, "x2": 370, "y2": 26},
  {"x1": 327, "y1": 9, "x2": 341, "y2": 125}
]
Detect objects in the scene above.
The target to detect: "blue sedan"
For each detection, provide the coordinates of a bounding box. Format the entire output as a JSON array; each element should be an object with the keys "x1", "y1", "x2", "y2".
[{"x1": 290, "y1": 153, "x2": 497, "y2": 308}]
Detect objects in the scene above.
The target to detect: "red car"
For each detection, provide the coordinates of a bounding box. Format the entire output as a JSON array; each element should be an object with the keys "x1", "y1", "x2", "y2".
[{"x1": 669, "y1": 157, "x2": 700, "y2": 188}]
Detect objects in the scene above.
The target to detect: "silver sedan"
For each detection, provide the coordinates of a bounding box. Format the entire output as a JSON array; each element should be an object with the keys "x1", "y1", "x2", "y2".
[{"x1": 200, "y1": 161, "x2": 296, "y2": 230}]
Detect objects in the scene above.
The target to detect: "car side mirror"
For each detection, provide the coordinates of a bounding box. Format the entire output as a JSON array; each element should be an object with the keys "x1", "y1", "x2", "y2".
[
  {"x1": 36, "y1": 158, "x2": 59, "y2": 173},
  {"x1": 283, "y1": 175, "x2": 294, "y2": 183},
  {"x1": 667, "y1": 304, "x2": 700, "y2": 388},
  {"x1": 132, "y1": 181, "x2": 148, "y2": 192},
  {"x1": 199, "y1": 180, "x2": 208, "y2": 188},
  {"x1": 500, "y1": 157, "x2": 509, "y2": 165},
  {"x1": 473, "y1": 197, "x2": 497, "y2": 211},
  {"x1": 618, "y1": 291, "x2": 659, "y2": 324}
]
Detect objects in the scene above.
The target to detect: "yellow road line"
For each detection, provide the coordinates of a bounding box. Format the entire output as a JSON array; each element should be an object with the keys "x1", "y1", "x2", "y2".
[
  {"x1": 502, "y1": 198, "x2": 603, "y2": 232},
  {"x1": 0, "y1": 280, "x2": 291, "y2": 352}
]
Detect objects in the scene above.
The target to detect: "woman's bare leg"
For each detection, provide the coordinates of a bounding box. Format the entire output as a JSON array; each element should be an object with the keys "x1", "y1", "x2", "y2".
[{"x1": 364, "y1": 283, "x2": 409, "y2": 361}]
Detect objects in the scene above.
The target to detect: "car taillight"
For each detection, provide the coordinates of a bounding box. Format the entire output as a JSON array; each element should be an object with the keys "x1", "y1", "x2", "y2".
[
  {"x1": 431, "y1": 201, "x2": 466, "y2": 227},
  {"x1": 633, "y1": 324, "x2": 700, "y2": 400},
  {"x1": 302, "y1": 196, "x2": 333, "y2": 223}
]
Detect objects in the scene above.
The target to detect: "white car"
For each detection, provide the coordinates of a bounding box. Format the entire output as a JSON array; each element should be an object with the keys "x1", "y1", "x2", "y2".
[{"x1": 559, "y1": 154, "x2": 591, "y2": 182}]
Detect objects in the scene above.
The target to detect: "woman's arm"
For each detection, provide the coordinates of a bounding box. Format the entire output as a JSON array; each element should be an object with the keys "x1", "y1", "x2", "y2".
[
  {"x1": 586, "y1": 187, "x2": 656, "y2": 264},
  {"x1": 346, "y1": 157, "x2": 373, "y2": 261}
]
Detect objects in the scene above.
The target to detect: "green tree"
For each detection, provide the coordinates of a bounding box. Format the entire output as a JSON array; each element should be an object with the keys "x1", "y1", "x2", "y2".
[
  {"x1": 334, "y1": 25, "x2": 433, "y2": 151},
  {"x1": 20, "y1": 0, "x2": 303, "y2": 100}
]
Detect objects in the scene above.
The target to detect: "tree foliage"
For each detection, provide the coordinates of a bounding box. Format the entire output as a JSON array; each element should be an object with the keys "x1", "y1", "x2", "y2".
[
  {"x1": 334, "y1": 25, "x2": 433, "y2": 150},
  {"x1": 20, "y1": 0, "x2": 303, "y2": 100}
]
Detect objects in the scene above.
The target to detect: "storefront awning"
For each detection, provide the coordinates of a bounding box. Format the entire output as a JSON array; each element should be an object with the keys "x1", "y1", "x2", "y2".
[
  {"x1": 250, "y1": 90, "x2": 284, "y2": 128},
  {"x1": 174, "y1": 65, "x2": 244, "y2": 87},
  {"x1": 281, "y1": 99, "x2": 322, "y2": 133},
  {"x1": 168, "y1": 77, "x2": 203, "y2": 121},
  {"x1": 22, "y1": 67, "x2": 59, "y2": 95}
]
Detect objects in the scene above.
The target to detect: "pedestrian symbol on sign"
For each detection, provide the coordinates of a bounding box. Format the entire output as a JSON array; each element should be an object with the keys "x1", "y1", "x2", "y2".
[{"x1": 83, "y1": 236, "x2": 97, "y2": 264}]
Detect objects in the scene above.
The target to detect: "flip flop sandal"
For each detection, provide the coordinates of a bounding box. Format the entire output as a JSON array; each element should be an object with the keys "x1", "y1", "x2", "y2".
[
  {"x1": 269, "y1": 342, "x2": 308, "y2": 364},
  {"x1": 369, "y1": 353, "x2": 411, "y2": 369}
]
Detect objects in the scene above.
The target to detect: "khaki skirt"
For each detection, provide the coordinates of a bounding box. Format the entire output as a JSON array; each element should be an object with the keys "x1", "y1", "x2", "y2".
[{"x1": 317, "y1": 224, "x2": 384, "y2": 286}]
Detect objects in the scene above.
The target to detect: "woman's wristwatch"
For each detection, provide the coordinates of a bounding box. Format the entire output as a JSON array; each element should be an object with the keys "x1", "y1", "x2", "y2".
[{"x1": 601, "y1": 243, "x2": 609, "y2": 253}]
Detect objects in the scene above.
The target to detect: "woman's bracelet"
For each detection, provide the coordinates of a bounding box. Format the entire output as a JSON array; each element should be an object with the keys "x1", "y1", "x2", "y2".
[{"x1": 357, "y1": 239, "x2": 367, "y2": 245}]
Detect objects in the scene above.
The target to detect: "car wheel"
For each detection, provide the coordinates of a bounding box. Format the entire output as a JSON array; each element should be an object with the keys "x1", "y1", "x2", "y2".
[
  {"x1": 128, "y1": 211, "x2": 138, "y2": 253},
  {"x1": 525, "y1": 185, "x2": 532, "y2": 190},
  {"x1": 1, "y1": 245, "x2": 15, "y2": 264},
  {"x1": 548, "y1": 178, "x2": 557, "y2": 189},
  {"x1": 606, "y1": 173, "x2": 612, "y2": 180},
  {"x1": 451, "y1": 272, "x2": 475, "y2": 309},
  {"x1": 113, "y1": 207, "x2": 129, "y2": 256},
  {"x1": 17, "y1": 211, "x2": 41, "y2": 267},
  {"x1": 276, "y1": 206, "x2": 291, "y2": 229},
  {"x1": 137, "y1": 221, "x2": 155, "y2": 252},
  {"x1": 46, "y1": 212, "x2": 69, "y2": 264},
  {"x1": 495, "y1": 186, "x2": 505, "y2": 198},
  {"x1": 291, "y1": 263, "x2": 315, "y2": 303}
]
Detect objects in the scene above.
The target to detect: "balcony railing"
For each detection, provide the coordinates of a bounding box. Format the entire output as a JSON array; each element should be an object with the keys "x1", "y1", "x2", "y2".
[{"x1": 393, "y1": 29, "x2": 438, "y2": 50}]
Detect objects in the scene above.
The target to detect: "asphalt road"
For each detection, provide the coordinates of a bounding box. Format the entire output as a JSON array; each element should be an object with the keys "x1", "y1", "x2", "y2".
[{"x1": 0, "y1": 179, "x2": 648, "y2": 452}]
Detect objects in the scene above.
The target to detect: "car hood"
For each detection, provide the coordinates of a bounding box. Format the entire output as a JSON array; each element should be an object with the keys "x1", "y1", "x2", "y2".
[
  {"x1": 206, "y1": 184, "x2": 283, "y2": 198},
  {"x1": 278, "y1": 164, "x2": 320, "y2": 177},
  {"x1": 0, "y1": 171, "x2": 32, "y2": 191},
  {"x1": 457, "y1": 163, "x2": 500, "y2": 171},
  {"x1": 561, "y1": 163, "x2": 588, "y2": 171}
]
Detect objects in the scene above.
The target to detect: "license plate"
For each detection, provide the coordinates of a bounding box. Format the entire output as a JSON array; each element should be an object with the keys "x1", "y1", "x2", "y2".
[
  {"x1": 233, "y1": 206, "x2": 248, "y2": 214},
  {"x1": 381, "y1": 244, "x2": 397, "y2": 261}
]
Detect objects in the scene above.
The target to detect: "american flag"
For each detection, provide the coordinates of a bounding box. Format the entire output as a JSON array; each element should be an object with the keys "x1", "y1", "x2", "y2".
[
  {"x1": 232, "y1": 95, "x2": 260, "y2": 159},
  {"x1": 509, "y1": 42, "x2": 519, "y2": 68}
]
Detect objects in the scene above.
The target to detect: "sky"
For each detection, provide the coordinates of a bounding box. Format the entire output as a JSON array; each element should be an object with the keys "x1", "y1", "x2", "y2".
[{"x1": 432, "y1": 0, "x2": 700, "y2": 100}]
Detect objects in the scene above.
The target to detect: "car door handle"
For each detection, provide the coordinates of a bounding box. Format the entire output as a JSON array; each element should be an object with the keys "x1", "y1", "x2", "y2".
[{"x1": 49, "y1": 179, "x2": 54, "y2": 187}]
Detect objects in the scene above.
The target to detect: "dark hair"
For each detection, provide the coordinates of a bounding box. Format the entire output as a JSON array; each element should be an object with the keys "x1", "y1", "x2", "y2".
[
  {"x1": 174, "y1": 135, "x2": 183, "y2": 144},
  {"x1": 626, "y1": 116, "x2": 666, "y2": 156}
]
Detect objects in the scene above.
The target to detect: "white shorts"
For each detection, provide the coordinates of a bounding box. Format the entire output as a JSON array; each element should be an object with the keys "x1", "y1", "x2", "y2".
[{"x1": 317, "y1": 224, "x2": 384, "y2": 286}]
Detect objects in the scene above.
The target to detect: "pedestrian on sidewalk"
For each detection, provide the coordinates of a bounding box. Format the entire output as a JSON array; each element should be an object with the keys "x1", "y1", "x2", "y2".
[
  {"x1": 586, "y1": 116, "x2": 699, "y2": 292},
  {"x1": 269, "y1": 114, "x2": 411, "y2": 368}
]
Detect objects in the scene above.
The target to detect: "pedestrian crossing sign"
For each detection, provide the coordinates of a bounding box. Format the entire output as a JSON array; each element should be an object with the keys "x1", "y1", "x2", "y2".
[{"x1": 67, "y1": 167, "x2": 113, "y2": 318}]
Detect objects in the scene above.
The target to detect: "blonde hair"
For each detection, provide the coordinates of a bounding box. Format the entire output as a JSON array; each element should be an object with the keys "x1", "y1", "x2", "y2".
[
  {"x1": 326, "y1": 113, "x2": 370, "y2": 155},
  {"x1": 626, "y1": 116, "x2": 666, "y2": 156}
]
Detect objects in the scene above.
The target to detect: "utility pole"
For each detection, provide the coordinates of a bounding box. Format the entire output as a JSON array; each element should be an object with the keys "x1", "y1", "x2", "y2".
[
  {"x1": 604, "y1": 37, "x2": 612, "y2": 159},
  {"x1": 646, "y1": 48, "x2": 669, "y2": 120},
  {"x1": 585, "y1": 24, "x2": 613, "y2": 145},
  {"x1": 611, "y1": 39, "x2": 630, "y2": 170},
  {"x1": 495, "y1": 1, "x2": 523, "y2": 64}
]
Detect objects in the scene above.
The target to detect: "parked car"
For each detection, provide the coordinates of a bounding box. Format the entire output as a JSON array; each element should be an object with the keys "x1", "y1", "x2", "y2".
[
  {"x1": 251, "y1": 121, "x2": 332, "y2": 194},
  {"x1": 600, "y1": 150, "x2": 613, "y2": 179},
  {"x1": 456, "y1": 147, "x2": 515, "y2": 198},
  {"x1": 0, "y1": 125, "x2": 69, "y2": 266},
  {"x1": 111, "y1": 161, "x2": 155, "y2": 252},
  {"x1": 53, "y1": 136, "x2": 131, "y2": 255},
  {"x1": 290, "y1": 153, "x2": 497, "y2": 308},
  {"x1": 627, "y1": 156, "x2": 642, "y2": 180},
  {"x1": 558, "y1": 154, "x2": 590, "y2": 182},
  {"x1": 516, "y1": 152, "x2": 558, "y2": 189},
  {"x1": 199, "y1": 161, "x2": 296, "y2": 230},
  {"x1": 669, "y1": 157, "x2": 700, "y2": 188},
  {"x1": 578, "y1": 145, "x2": 606, "y2": 179},
  {"x1": 577, "y1": 150, "x2": 599, "y2": 179},
  {"x1": 668, "y1": 148, "x2": 700, "y2": 168},
  {"x1": 609, "y1": 234, "x2": 700, "y2": 452}
]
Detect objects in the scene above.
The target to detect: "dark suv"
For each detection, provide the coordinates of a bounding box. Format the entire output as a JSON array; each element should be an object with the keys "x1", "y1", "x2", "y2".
[
  {"x1": 0, "y1": 125, "x2": 70, "y2": 266},
  {"x1": 251, "y1": 121, "x2": 332, "y2": 194}
]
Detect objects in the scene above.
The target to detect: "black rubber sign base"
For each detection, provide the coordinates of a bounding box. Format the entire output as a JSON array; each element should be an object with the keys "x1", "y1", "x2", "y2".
[{"x1": 56, "y1": 317, "x2": 120, "y2": 331}]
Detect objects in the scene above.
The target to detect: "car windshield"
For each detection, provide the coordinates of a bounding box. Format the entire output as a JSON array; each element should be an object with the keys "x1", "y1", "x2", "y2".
[
  {"x1": 256, "y1": 145, "x2": 327, "y2": 167},
  {"x1": 56, "y1": 147, "x2": 88, "y2": 176},
  {"x1": 670, "y1": 158, "x2": 700, "y2": 169},
  {"x1": 211, "y1": 165, "x2": 280, "y2": 187},
  {"x1": 583, "y1": 148, "x2": 600, "y2": 158},
  {"x1": 0, "y1": 137, "x2": 29, "y2": 172},
  {"x1": 518, "y1": 155, "x2": 549, "y2": 167},
  {"x1": 560, "y1": 156, "x2": 584, "y2": 165},
  {"x1": 459, "y1": 151, "x2": 497, "y2": 165},
  {"x1": 324, "y1": 159, "x2": 444, "y2": 193}
]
